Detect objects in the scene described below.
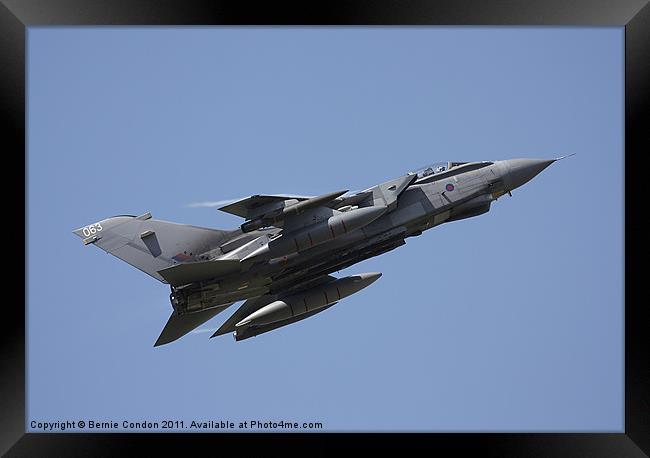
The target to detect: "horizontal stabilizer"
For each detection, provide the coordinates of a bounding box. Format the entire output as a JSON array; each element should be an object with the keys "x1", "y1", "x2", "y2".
[
  {"x1": 154, "y1": 304, "x2": 233, "y2": 347},
  {"x1": 158, "y1": 259, "x2": 240, "y2": 287}
]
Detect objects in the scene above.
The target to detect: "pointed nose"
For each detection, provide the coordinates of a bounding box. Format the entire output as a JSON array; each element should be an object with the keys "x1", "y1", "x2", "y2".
[
  {"x1": 502, "y1": 158, "x2": 555, "y2": 191},
  {"x1": 352, "y1": 272, "x2": 382, "y2": 286}
]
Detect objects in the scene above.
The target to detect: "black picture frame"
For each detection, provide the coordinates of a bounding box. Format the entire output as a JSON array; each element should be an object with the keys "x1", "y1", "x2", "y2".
[{"x1": 3, "y1": 1, "x2": 647, "y2": 455}]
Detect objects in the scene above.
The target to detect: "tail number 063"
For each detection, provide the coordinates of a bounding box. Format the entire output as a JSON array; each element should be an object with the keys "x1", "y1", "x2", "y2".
[{"x1": 82, "y1": 223, "x2": 103, "y2": 237}]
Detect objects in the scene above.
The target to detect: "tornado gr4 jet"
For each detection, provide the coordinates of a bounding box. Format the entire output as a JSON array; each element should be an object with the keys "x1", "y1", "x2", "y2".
[{"x1": 74, "y1": 157, "x2": 570, "y2": 346}]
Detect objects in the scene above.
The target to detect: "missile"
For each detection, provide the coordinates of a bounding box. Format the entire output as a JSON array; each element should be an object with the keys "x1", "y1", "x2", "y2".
[
  {"x1": 282, "y1": 189, "x2": 349, "y2": 217},
  {"x1": 241, "y1": 189, "x2": 349, "y2": 233},
  {"x1": 241, "y1": 205, "x2": 387, "y2": 262},
  {"x1": 235, "y1": 272, "x2": 382, "y2": 328}
]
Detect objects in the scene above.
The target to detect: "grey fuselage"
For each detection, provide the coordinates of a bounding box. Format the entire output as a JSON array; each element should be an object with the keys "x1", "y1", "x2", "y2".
[{"x1": 171, "y1": 158, "x2": 551, "y2": 314}]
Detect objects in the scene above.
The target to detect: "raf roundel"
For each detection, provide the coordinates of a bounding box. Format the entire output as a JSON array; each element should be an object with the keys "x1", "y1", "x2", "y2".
[{"x1": 445, "y1": 183, "x2": 455, "y2": 192}]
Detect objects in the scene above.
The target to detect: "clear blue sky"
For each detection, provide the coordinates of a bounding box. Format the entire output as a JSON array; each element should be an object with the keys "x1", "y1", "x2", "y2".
[{"x1": 27, "y1": 27, "x2": 623, "y2": 431}]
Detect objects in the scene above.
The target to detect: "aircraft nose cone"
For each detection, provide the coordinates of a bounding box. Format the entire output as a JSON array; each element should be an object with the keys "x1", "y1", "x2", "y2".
[
  {"x1": 351, "y1": 272, "x2": 382, "y2": 286},
  {"x1": 503, "y1": 158, "x2": 555, "y2": 191}
]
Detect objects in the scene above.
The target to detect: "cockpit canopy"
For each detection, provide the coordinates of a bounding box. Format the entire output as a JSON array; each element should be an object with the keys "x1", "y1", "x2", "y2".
[
  {"x1": 410, "y1": 161, "x2": 494, "y2": 184},
  {"x1": 413, "y1": 162, "x2": 469, "y2": 179}
]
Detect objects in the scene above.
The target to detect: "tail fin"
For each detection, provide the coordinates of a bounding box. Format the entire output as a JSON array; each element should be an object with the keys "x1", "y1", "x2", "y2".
[{"x1": 73, "y1": 213, "x2": 235, "y2": 282}]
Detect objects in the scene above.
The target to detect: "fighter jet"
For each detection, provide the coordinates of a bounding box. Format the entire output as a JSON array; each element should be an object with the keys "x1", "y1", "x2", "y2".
[{"x1": 74, "y1": 156, "x2": 570, "y2": 346}]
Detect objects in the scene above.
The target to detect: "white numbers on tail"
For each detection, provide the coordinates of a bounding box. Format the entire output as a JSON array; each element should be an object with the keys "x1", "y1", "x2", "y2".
[{"x1": 82, "y1": 223, "x2": 103, "y2": 237}]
